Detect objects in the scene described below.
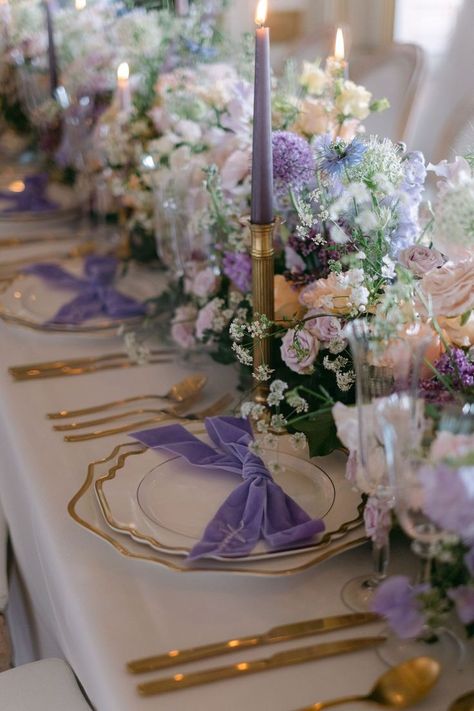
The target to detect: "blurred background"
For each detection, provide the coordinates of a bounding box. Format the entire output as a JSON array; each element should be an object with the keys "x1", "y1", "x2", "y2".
[{"x1": 224, "y1": 0, "x2": 474, "y2": 160}]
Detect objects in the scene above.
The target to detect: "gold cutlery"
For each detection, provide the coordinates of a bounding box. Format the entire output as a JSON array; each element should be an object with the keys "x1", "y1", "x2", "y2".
[
  {"x1": 46, "y1": 374, "x2": 207, "y2": 419},
  {"x1": 63, "y1": 393, "x2": 234, "y2": 442},
  {"x1": 9, "y1": 349, "x2": 177, "y2": 378},
  {"x1": 449, "y1": 691, "x2": 474, "y2": 711},
  {"x1": 0, "y1": 233, "x2": 76, "y2": 249},
  {"x1": 11, "y1": 357, "x2": 173, "y2": 381},
  {"x1": 127, "y1": 612, "x2": 380, "y2": 674},
  {"x1": 294, "y1": 656, "x2": 440, "y2": 710},
  {"x1": 54, "y1": 404, "x2": 198, "y2": 430},
  {"x1": 137, "y1": 636, "x2": 386, "y2": 696}
]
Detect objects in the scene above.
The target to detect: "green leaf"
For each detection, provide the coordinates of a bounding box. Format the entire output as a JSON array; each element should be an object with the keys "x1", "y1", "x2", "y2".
[
  {"x1": 290, "y1": 409, "x2": 340, "y2": 458},
  {"x1": 460, "y1": 310, "x2": 472, "y2": 327}
]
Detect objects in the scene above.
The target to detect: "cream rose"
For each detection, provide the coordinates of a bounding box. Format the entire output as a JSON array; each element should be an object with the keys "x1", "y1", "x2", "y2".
[
  {"x1": 438, "y1": 314, "x2": 474, "y2": 347},
  {"x1": 293, "y1": 98, "x2": 329, "y2": 136},
  {"x1": 299, "y1": 62, "x2": 327, "y2": 95},
  {"x1": 300, "y1": 270, "x2": 368, "y2": 316},
  {"x1": 335, "y1": 81, "x2": 371, "y2": 120},
  {"x1": 419, "y1": 260, "x2": 474, "y2": 318}
]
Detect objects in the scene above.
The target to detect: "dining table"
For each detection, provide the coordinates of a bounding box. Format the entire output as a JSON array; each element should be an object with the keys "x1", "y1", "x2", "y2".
[{"x1": 0, "y1": 220, "x2": 472, "y2": 711}]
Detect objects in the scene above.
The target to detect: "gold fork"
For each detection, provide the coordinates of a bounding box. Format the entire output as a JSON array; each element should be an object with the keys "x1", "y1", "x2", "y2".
[
  {"x1": 46, "y1": 374, "x2": 207, "y2": 419},
  {"x1": 63, "y1": 393, "x2": 234, "y2": 442}
]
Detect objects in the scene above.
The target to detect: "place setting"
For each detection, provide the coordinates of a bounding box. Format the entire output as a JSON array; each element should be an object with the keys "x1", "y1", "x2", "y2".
[{"x1": 0, "y1": 0, "x2": 473, "y2": 709}]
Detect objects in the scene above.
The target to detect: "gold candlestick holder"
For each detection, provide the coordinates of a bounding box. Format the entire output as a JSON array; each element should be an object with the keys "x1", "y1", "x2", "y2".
[{"x1": 250, "y1": 220, "x2": 275, "y2": 403}]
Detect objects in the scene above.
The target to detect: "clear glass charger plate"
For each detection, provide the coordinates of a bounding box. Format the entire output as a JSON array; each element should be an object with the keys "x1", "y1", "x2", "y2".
[
  {"x1": 0, "y1": 258, "x2": 158, "y2": 333},
  {"x1": 67, "y1": 437, "x2": 366, "y2": 576},
  {"x1": 0, "y1": 181, "x2": 81, "y2": 223}
]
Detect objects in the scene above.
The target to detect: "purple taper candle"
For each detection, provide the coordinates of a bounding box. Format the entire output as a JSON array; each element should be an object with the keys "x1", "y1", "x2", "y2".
[
  {"x1": 43, "y1": 0, "x2": 58, "y2": 96},
  {"x1": 251, "y1": 0, "x2": 273, "y2": 225}
]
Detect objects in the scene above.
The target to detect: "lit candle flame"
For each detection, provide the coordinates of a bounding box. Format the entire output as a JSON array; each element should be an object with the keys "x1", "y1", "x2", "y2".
[
  {"x1": 335, "y1": 27, "x2": 345, "y2": 60},
  {"x1": 117, "y1": 62, "x2": 129, "y2": 82},
  {"x1": 8, "y1": 180, "x2": 25, "y2": 193},
  {"x1": 75, "y1": 0, "x2": 86, "y2": 9},
  {"x1": 255, "y1": 0, "x2": 267, "y2": 27}
]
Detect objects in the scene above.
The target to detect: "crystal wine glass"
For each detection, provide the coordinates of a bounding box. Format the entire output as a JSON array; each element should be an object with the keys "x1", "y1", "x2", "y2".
[
  {"x1": 379, "y1": 393, "x2": 469, "y2": 666},
  {"x1": 342, "y1": 319, "x2": 430, "y2": 611}
]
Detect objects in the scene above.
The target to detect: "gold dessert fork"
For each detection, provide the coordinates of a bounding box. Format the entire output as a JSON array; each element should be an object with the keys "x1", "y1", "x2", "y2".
[
  {"x1": 63, "y1": 393, "x2": 234, "y2": 442},
  {"x1": 46, "y1": 374, "x2": 207, "y2": 419}
]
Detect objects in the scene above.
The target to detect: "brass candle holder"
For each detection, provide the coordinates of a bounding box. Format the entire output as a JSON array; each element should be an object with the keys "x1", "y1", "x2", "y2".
[{"x1": 250, "y1": 220, "x2": 275, "y2": 403}]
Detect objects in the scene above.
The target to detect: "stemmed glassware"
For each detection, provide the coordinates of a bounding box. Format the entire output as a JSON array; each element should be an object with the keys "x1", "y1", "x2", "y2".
[
  {"x1": 341, "y1": 320, "x2": 430, "y2": 611},
  {"x1": 378, "y1": 394, "x2": 470, "y2": 666}
]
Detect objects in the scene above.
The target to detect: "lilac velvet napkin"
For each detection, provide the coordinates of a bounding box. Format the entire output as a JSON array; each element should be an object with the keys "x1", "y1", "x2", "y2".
[
  {"x1": 0, "y1": 174, "x2": 59, "y2": 213},
  {"x1": 24, "y1": 255, "x2": 146, "y2": 325},
  {"x1": 130, "y1": 416, "x2": 325, "y2": 561}
]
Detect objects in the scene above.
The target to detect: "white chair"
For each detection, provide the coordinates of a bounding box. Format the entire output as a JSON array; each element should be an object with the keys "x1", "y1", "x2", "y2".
[
  {"x1": 0, "y1": 499, "x2": 91, "y2": 709},
  {"x1": 434, "y1": 96, "x2": 474, "y2": 161},
  {"x1": 350, "y1": 43, "x2": 426, "y2": 143},
  {"x1": 0, "y1": 659, "x2": 92, "y2": 711}
]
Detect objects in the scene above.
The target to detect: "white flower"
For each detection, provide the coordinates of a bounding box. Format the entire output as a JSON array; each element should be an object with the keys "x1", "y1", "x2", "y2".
[
  {"x1": 335, "y1": 81, "x2": 372, "y2": 120},
  {"x1": 299, "y1": 61, "x2": 327, "y2": 95},
  {"x1": 381, "y1": 255, "x2": 396, "y2": 279},
  {"x1": 175, "y1": 119, "x2": 202, "y2": 144},
  {"x1": 290, "y1": 432, "x2": 308, "y2": 450}
]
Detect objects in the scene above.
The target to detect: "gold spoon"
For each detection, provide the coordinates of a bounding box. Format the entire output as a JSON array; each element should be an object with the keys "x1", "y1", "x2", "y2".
[
  {"x1": 449, "y1": 691, "x2": 474, "y2": 711},
  {"x1": 294, "y1": 657, "x2": 441, "y2": 710},
  {"x1": 46, "y1": 374, "x2": 208, "y2": 419}
]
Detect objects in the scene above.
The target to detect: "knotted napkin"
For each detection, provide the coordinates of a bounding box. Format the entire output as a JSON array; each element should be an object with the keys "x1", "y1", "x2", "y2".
[
  {"x1": 24, "y1": 255, "x2": 146, "y2": 325},
  {"x1": 130, "y1": 416, "x2": 325, "y2": 560},
  {"x1": 0, "y1": 174, "x2": 59, "y2": 213}
]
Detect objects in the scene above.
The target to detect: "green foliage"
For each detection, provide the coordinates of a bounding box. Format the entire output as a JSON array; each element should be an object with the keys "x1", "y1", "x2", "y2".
[
  {"x1": 289, "y1": 409, "x2": 340, "y2": 457},
  {"x1": 128, "y1": 224, "x2": 158, "y2": 262}
]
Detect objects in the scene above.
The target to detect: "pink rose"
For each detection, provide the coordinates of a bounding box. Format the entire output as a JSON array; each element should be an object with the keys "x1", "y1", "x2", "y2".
[
  {"x1": 191, "y1": 267, "x2": 219, "y2": 299},
  {"x1": 306, "y1": 313, "x2": 343, "y2": 344},
  {"x1": 280, "y1": 328, "x2": 319, "y2": 374},
  {"x1": 419, "y1": 260, "x2": 474, "y2": 318},
  {"x1": 399, "y1": 245, "x2": 445, "y2": 277},
  {"x1": 196, "y1": 298, "x2": 220, "y2": 340},
  {"x1": 430, "y1": 431, "x2": 474, "y2": 462}
]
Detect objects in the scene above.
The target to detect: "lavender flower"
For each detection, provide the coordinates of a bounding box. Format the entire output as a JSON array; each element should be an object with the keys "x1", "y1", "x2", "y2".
[
  {"x1": 420, "y1": 348, "x2": 474, "y2": 402},
  {"x1": 389, "y1": 152, "x2": 427, "y2": 255},
  {"x1": 222, "y1": 252, "x2": 252, "y2": 293},
  {"x1": 447, "y1": 586, "x2": 474, "y2": 625},
  {"x1": 419, "y1": 462, "x2": 474, "y2": 544},
  {"x1": 272, "y1": 131, "x2": 315, "y2": 198},
  {"x1": 372, "y1": 576, "x2": 428, "y2": 639},
  {"x1": 314, "y1": 135, "x2": 367, "y2": 178}
]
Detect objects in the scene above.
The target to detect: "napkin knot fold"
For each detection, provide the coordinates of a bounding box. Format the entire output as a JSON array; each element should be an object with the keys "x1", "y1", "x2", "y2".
[
  {"x1": 130, "y1": 416, "x2": 325, "y2": 561},
  {"x1": 24, "y1": 255, "x2": 146, "y2": 325}
]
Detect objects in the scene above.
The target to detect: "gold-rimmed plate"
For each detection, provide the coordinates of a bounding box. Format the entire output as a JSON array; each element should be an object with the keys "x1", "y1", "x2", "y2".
[
  {"x1": 0, "y1": 259, "x2": 159, "y2": 334},
  {"x1": 94, "y1": 433, "x2": 364, "y2": 562},
  {"x1": 67, "y1": 440, "x2": 367, "y2": 576}
]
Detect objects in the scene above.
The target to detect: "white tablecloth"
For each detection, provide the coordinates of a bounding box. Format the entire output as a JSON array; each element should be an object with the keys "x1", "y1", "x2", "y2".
[{"x1": 0, "y1": 238, "x2": 472, "y2": 711}]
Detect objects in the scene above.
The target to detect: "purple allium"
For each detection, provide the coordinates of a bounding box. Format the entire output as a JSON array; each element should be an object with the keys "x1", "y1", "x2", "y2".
[
  {"x1": 372, "y1": 576, "x2": 428, "y2": 639},
  {"x1": 447, "y1": 586, "x2": 474, "y2": 625},
  {"x1": 272, "y1": 131, "x2": 315, "y2": 198},
  {"x1": 222, "y1": 251, "x2": 252, "y2": 293},
  {"x1": 314, "y1": 134, "x2": 367, "y2": 177}
]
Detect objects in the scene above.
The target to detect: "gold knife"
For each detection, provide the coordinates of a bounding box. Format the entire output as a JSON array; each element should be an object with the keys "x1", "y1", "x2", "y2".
[
  {"x1": 137, "y1": 636, "x2": 386, "y2": 696},
  {"x1": 9, "y1": 349, "x2": 175, "y2": 376},
  {"x1": 10, "y1": 358, "x2": 172, "y2": 381},
  {"x1": 128, "y1": 612, "x2": 380, "y2": 674}
]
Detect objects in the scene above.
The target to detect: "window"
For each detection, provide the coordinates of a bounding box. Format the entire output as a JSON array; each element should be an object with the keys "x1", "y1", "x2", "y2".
[{"x1": 394, "y1": 0, "x2": 464, "y2": 64}]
